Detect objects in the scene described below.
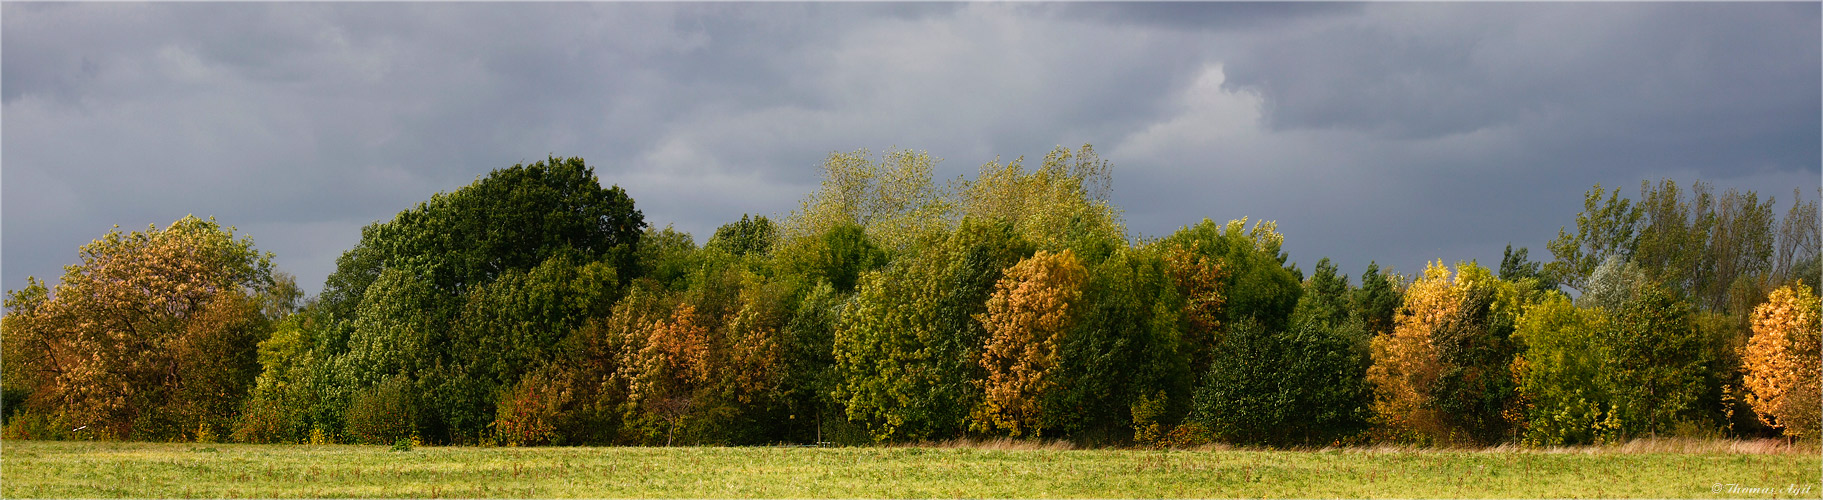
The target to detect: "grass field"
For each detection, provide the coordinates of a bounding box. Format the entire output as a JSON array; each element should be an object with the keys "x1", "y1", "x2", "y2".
[{"x1": 1, "y1": 439, "x2": 1817, "y2": 498}]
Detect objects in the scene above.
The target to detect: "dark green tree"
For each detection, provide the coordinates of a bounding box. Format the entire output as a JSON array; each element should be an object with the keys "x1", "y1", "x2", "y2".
[
  {"x1": 1189, "y1": 316, "x2": 1372, "y2": 447},
  {"x1": 775, "y1": 223, "x2": 889, "y2": 294},
  {"x1": 284, "y1": 156, "x2": 643, "y2": 444},
  {"x1": 1499, "y1": 244, "x2": 1559, "y2": 295},
  {"x1": 321, "y1": 156, "x2": 643, "y2": 316},
  {"x1": 1352, "y1": 261, "x2": 1401, "y2": 337},
  {"x1": 1292, "y1": 258, "x2": 1351, "y2": 327},
  {"x1": 1050, "y1": 246, "x2": 1189, "y2": 443},
  {"x1": 1601, "y1": 284, "x2": 1715, "y2": 436}
]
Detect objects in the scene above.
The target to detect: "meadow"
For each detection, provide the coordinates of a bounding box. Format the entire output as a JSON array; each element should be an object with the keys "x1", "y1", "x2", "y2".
[{"x1": 1, "y1": 439, "x2": 1817, "y2": 498}]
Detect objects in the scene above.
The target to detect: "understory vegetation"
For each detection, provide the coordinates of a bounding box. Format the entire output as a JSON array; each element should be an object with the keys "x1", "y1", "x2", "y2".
[{"x1": 3, "y1": 146, "x2": 1818, "y2": 449}]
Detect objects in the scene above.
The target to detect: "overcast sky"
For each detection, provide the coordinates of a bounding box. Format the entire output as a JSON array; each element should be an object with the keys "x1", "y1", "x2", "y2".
[{"x1": 5, "y1": 2, "x2": 1819, "y2": 298}]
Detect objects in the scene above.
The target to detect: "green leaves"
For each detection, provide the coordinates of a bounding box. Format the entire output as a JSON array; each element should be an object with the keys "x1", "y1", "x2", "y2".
[
  {"x1": 1514, "y1": 295, "x2": 1613, "y2": 445},
  {"x1": 833, "y1": 219, "x2": 1033, "y2": 442},
  {"x1": 1191, "y1": 316, "x2": 1372, "y2": 447},
  {"x1": 252, "y1": 157, "x2": 645, "y2": 444},
  {"x1": 1159, "y1": 218, "x2": 1302, "y2": 334},
  {"x1": 1547, "y1": 184, "x2": 1640, "y2": 293}
]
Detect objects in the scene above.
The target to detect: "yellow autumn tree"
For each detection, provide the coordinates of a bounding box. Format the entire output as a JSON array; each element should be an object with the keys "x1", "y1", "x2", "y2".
[
  {"x1": 971, "y1": 249, "x2": 1089, "y2": 437},
  {"x1": 1742, "y1": 284, "x2": 1821, "y2": 440},
  {"x1": 721, "y1": 275, "x2": 787, "y2": 403},
  {"x1": 1368, "y1": 260, "x2": 1458, "y2": 443}
]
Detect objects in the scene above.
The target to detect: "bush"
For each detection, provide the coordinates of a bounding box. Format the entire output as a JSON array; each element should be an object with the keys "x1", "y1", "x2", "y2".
[
  {"x1": 1, "y1": 412, "x2": 81, "y2": 441},
  {"x1": 232, "y1": 395, "x2": 301, "y2": 444},
  {"x1": 1189, "y1": 317, "x2": 1372, "y2": 447},
  {"x1": 491, "y1": 368, "x2": 572, "y2": 446},
  {"x1": 343, "y1": 377, "x2": 417, "y2": 445},
  {"x1": 1513, "y1": 296, "x2": 1619, "y2": 446}
]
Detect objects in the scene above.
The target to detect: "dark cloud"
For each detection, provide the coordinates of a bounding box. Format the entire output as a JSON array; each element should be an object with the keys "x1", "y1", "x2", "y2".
[
  {"x1": 1222, "y1": 3, "x2": 1820, "y2": 147},
  {"x1": 1059, "y1": 2, "x2": 1361, "y2": 32},
  {"x1": 4, "y1": 2, "x2": 1816, "y2": 297}
]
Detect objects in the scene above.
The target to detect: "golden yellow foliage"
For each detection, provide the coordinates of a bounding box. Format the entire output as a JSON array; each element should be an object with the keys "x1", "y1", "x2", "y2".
[
  {"x1": 781, "y1": 148, "x2": 949, "y2": 253},
  {"x1": 1368, "y1": 260, "x2": 1457, "y2": 443},
  {"x1": 1742, "y1": 284, "x2": 1821, "y2": 439},
  {"x1": 972, "y1": 250, "x2": 1088, "y2": 437},
  {"x1": 639, "y1": 304, "x2": 713, "y2": 395}
]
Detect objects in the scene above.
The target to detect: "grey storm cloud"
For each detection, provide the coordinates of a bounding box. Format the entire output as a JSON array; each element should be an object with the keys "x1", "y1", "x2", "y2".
[{"x1": 4, "y1": 2, "x2": 1818, "y2": 297}]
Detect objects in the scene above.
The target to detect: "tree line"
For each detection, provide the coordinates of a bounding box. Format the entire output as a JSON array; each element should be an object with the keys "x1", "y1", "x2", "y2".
[{"x1": 3, "y1": 147, "x2": 1817, "y2": 447}]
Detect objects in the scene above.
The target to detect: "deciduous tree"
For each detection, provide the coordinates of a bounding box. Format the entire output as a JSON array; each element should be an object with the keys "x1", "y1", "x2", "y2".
[
  {"x1": 833, "y1": 219, "x2": 1032, "y2": 441},
  {"x1": 1742, "y1": 284, "x2": 1821, "y2": 439},
  {"x1": 2, "y1": 216, "x2": 293, "y2": 440},
  {"x1": 972, "y1": 249, "x2": 1089, "y2": 437}
]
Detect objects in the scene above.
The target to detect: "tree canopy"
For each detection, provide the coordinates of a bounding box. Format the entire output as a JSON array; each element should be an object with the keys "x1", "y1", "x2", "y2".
[{"x1": 5, "y1": 152, "x2": 1817, "y2": 448}]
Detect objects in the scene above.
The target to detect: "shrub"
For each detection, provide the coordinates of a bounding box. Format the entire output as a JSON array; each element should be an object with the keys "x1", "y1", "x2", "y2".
[
  {"x1": 1129, "y1": 391, "x2": 1173, "y2": 447},
  {"x1": 1189, "y1": 317, "x2": 1372, "y2": 447},
  {"x1": 491, "y1": 368, "x2": 572, "y2": 446},
  {"x1": 1, "y1": 412, "x2": 80, "y2": 441},
  {"x1": 343, "y1": 377, "x2": 417, "y2": 445}
]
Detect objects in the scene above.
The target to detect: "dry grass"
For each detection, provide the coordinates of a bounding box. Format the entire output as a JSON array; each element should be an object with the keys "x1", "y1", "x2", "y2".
[
  {"x1": 917, "y1": 436, "x2": 1812, "y2": 455},
  {"x1": 1253, "y1": 437, "x2": 1812, "y2": 455},
  {"x1": 918, "y1": 437, "x2": 1080, "y2": 450}
]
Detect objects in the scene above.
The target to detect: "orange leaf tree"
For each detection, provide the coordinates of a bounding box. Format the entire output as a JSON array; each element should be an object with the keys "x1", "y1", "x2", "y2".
[
  {"x1": 971, "y1": 249, "x2": 1088, "y2": 437},
  {"x1": 1742, "y1": 284, "x2": 1821, "y2": 439}
]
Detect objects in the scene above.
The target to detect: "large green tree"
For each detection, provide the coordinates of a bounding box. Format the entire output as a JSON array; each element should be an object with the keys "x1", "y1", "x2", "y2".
[{"x1": 250, "y1": 156, "x2": 643, "y2": 444}]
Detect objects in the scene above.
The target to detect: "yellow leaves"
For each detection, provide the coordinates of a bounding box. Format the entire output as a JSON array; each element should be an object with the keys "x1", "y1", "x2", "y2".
[
  {"x1": 783, "y1": 144, "x2": 1125, "y2": 258},
  {"x1": 973, "y1": 249, "x2": 1088, "y2": 437},
  {"x1": 1742, "y1": 284, "x2": 1821, "y2": 439},
  {"x1": 1367, "y1": 260, "x2": 1457, "y2": 443},
  {"x1": 722, "y1": 282, "x2": 787, "y2": 403}
]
